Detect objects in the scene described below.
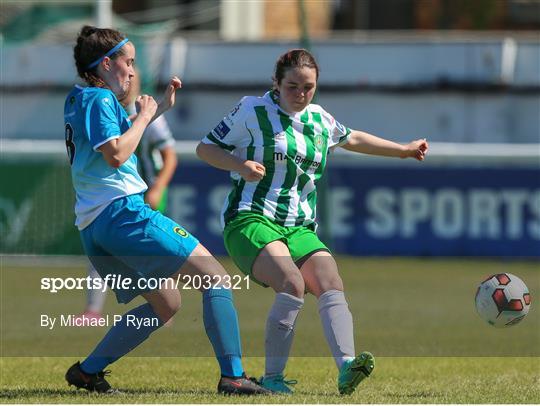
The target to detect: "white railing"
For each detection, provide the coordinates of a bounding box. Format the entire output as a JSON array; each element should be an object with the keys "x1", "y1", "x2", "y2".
[{"x1": 2, "y1": 139, "x2": 538, "y2": 164}]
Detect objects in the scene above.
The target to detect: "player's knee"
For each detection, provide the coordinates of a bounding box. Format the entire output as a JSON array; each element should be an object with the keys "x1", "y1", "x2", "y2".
[
  {"x1": 159, "y1": 303, "x2": 181, "y2": 323},
  {"x1": 280, "y1": 272, "x2": 305, "y2": 298},
  {"x1": 321, "y1": 274, "x2": 344, "y2": 293},
  {"x1": 154, "y1": 294, "x2": 181, "y2": 323},
  {"x1": 310, "y1": 274, "x2": 344, "y2": 298}
]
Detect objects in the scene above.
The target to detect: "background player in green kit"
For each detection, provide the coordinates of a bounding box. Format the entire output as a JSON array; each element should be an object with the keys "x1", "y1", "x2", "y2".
[{"x1": 196, "y1": 49, "x2": 429, "y2": 395}]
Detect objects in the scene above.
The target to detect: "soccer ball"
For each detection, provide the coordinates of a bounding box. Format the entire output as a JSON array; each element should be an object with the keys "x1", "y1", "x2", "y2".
[{"x1": 475, "y1": 273, "x2": 531, "y2": 328}]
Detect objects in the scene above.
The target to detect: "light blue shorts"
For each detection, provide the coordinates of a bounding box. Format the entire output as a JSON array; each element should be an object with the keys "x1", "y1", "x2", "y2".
[{"x1": 80, "y1": 193, "x2": 199, "y2": 303}]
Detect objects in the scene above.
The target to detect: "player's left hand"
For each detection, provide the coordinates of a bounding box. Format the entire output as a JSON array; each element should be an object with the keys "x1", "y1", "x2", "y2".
[
  {"x1": 405, "y1": 138, "x2": 429, "y2": 161},
  {"x1": 162, "y1": 76, "x2": 182, "y2": 110}
]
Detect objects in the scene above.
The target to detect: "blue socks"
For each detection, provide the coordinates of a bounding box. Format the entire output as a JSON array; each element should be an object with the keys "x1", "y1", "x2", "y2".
[
  {"x1": 80, "y1": 288, "x2": 244, "y2": 378},
  {"x1": 80, "y1": 303, "x2": 163, "y2": 374},
  {"x1": 203, "y1": 288, "x2": 244, "y2": 378}
]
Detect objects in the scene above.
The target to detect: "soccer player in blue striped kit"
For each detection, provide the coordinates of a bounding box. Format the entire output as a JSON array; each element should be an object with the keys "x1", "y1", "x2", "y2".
[{"x1": 63, "y1": 25, "x2": 269, "y2": 396}]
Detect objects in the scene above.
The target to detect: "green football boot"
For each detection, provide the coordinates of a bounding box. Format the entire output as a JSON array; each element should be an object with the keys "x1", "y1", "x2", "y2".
[
  {"x1": 260, "y1": 374, "x2": 297, "y2": 394},
  {"x1": 338, "y1": 352, "x2": 375, "y2": 395}
]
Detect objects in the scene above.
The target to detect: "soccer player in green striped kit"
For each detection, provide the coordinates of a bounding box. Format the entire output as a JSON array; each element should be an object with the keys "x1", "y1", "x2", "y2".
[{"x1": 197, "y1": 49, "x2": 429, "y2": 395}]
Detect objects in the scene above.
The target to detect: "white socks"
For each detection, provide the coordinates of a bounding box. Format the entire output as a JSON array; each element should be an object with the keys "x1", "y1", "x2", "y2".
[
  {"x1": 264, "y1": 289, "x2": 355, "y2": 375},
  {"x1": 264, "y1": 292, "x2": 304, "y2": 377},
  {"x1": 318, "y1": 289, "x2": 355, "y2": 369}
]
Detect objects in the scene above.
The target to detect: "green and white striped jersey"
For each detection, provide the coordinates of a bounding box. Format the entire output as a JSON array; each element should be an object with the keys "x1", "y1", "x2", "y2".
[{"x1": 202, "y1": 91, "x2": 351, "y2": 228}]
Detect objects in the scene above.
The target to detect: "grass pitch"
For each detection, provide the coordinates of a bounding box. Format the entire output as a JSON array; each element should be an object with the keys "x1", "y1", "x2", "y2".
[
  {"x1": 1, "y1": 257, "x2": 539, "y2": 403},
  {"x1": 1, "y1": 356, "x2": 539, "y2": 403}
]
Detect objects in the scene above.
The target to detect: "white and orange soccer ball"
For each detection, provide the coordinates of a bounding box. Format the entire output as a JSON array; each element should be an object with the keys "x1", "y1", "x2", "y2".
[{"x1": 475, "y1": 273, "x2": 531, "y2": 328}]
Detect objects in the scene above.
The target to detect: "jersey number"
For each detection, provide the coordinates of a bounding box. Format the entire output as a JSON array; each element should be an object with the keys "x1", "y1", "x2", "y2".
[{"x1": 65, "y1": 123, "x2": 75, "y2": 165}]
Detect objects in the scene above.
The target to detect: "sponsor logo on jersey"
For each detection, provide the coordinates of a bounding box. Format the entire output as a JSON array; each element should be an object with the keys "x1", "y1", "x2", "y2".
[
  {"x1": 173, "y1": 226, "x2": 188, "y2": 238},
  {"x1": 294, "y1": 154, "x2": 321, "y2": 168},
  {"x1": 213, "y1": 120, "x2": 231, "y2": 139},
  {"x1": 273, "y1": 152, "x2": 320, "y2": 168},
  {"x1": 273, "y1": 152, "x2": 286, "y2": 161},
  {"x1": 101, "y1": 97, "x2": 112, "y2": 106}
]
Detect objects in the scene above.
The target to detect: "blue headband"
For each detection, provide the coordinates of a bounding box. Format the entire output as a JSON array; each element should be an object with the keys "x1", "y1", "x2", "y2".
[{"x1": 86, "y1": 38, "x2": 129, "y2": 70}]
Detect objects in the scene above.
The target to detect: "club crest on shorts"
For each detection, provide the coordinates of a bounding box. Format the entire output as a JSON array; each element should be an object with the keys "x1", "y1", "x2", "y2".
[{"x1": 173, "y1": 226, "x2": 188, "y2": 238}]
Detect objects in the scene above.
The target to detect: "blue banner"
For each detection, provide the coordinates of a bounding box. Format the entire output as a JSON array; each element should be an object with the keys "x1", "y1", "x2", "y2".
[
  {"x1": 167, "y1": 163, "x2": 540, "y2": 257},
  {"x1": 327, "y1": 166, "x2": 540, "y2": 257}
]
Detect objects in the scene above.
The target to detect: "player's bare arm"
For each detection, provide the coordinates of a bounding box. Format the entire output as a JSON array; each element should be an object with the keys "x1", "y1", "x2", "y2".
[
  {"x1": 196, "y1": 142, "x2": 266, "y2": 181},
  {"x1": 341, "y1": 130, "x2": 429, "y2": 161},
  {"x1": 99, "y1": 95, "x2": 157, "y2": 168},
  {"x1": 154, "y1": 76, "x2": 182, "y2": 120},
  {"x1": 127, "y1": 77, "x2": 181, "y2": 124}
]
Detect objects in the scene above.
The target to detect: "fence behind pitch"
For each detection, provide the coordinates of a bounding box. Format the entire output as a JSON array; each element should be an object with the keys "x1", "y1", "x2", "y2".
[{"x1": 1, "y1": 140, "x2": 539, "y2": 256}]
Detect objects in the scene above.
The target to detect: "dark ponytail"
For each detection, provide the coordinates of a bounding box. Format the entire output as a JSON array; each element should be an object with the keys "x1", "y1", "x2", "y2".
[{"x1": 73, "y1": 25, "x2": 126, "y2": 87}]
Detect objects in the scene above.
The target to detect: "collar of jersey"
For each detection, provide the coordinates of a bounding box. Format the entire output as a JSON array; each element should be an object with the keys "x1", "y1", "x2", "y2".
[{"x1": 265, "y1": 90, "x2": 309, "y2": 119}]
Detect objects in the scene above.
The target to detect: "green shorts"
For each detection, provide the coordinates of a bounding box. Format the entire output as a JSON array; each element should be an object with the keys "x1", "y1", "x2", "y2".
[{"x1": 223, "y1": 211, "x2": 330, "y2": 286}]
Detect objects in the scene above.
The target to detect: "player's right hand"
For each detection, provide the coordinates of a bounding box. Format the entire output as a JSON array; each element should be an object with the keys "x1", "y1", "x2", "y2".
[
  {"x1": 404, "y1": 138, "x2": 429, "y2": 161},
  {"x1": 240, "y1": 160, "x2": 266, "y2": 182},
  {"x1": 162, "y1": 76, "x2": 182, "y2": 110},
  {"x1": 135, "y1": 95, "x2": 158, "y2": 122}
]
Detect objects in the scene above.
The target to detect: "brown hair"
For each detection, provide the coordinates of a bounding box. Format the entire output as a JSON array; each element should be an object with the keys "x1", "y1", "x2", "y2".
[
  {"x1": 73, "y1": 25, "x2": 127, "y2": 87},
  {"x1": 273, "y1": 48, "x2": 320, "y2": 88}
]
